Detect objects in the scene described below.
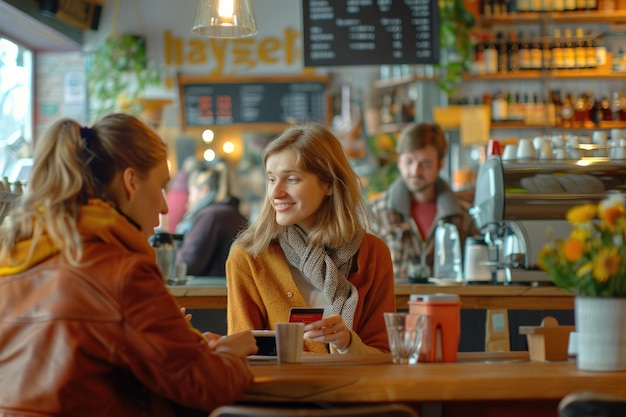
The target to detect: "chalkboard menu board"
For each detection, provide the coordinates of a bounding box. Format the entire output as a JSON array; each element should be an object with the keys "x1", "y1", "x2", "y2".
[
  {"x1": 180, "y1": 77, "x2": 328, "y2": 127},
  {"x1": 302, "y1": 0, "x2": 439, "y2": 67}
]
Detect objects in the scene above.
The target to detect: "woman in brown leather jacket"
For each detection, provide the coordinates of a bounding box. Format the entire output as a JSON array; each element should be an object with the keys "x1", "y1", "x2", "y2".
[{"x1": 0, "y1": 114, "x2": 257, "y2": 416}]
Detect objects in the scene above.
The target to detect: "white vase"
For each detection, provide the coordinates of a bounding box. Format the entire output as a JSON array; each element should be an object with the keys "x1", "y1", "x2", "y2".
[{"x1": 575, "y1": 297, "x2": 626, "y2": 371}]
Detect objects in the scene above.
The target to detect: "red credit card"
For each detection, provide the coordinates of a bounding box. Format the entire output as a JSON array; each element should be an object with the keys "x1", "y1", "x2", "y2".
[{"x1": 289, "y1": 307, "x2": 324, "y2": 324}]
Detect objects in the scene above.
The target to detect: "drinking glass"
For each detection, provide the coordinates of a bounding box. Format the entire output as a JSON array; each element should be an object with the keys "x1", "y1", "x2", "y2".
[{"x1": 384, "y1": 312, "x2": 427, "y2": 365}]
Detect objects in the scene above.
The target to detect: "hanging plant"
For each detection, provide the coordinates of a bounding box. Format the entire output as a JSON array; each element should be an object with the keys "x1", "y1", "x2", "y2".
[
  {"x1": 86, "y1": 34, "x2": 162, "y2": 121},
  {"x1": 436, "y1": 0, "x2": 477, "y2": 98}
]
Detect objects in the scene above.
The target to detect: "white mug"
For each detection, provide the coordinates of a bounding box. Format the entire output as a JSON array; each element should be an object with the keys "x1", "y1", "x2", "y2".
[
  {"x1": 592, "y1": 130, "x2": 608, "y2": 144},
  {"x1": 516, "y1": 138, "x2": 536, "y2": 160},
  {"x1": 539, "y1": 142, "x2": 554, "y2": 160},
  {"x1": 554, "y1": 148, "x2": 567, "y2": 160},
  {"x1": 275, "y1": 322, "x2": 304, "y2": 363},
  {"x1": 502, "y1": 144, "x2": 518, "y2": 161}
]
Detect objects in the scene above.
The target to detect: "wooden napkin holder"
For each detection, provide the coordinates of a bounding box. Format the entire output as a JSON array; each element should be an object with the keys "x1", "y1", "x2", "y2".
[{"x1": 519, "y1": 316, "x2": 574, "y2": 362}]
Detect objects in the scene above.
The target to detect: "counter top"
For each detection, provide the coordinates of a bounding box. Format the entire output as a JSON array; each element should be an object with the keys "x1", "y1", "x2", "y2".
[{"x1": 167, "y1": 278, "x2": 574, "y2": 310}]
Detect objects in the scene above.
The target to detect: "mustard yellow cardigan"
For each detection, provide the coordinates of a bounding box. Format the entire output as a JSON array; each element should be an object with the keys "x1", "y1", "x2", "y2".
[{"x1": 226, "y1": 233, "x2": 396, "y2": 354}]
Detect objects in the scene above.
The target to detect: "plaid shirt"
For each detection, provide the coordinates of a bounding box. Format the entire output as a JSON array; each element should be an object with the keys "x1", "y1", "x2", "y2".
[{"x1": 368, "y1": 177, "x2": 477, "y2": 282}]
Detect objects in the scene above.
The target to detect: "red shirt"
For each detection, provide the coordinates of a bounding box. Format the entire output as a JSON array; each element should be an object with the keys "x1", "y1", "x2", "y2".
[{"x1": 411, "y1": 198, "x2": 437, "y2": 240}]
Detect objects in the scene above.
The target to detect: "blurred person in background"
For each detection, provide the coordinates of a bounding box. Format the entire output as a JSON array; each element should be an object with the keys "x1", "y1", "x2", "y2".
[
  {"x1": 164, "y1": 155, "x2": 203, "y2": 233},
  {"x1": 176, "y1": 160, "x2": 247, "y2": 277},
  {"x1": 368, "y1": 122, "x2": 477, "y2": 281},
  {"x1": 0, "y1": 113, "x2": 257, "y2": 416}
]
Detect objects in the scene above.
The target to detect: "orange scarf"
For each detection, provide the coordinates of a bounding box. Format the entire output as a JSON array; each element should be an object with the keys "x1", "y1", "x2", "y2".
[{"x1": 0, "y1": 199, "x2": 154, "y2": 276}]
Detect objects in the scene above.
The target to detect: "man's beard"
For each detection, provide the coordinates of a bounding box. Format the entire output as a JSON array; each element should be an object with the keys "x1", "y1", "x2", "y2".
[{"x1": 406, "y1": 177, "x2": 435, "y2": 195}]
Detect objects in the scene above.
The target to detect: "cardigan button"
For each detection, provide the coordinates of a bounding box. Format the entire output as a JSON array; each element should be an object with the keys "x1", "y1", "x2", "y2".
[{"x1": 287, "y1": 292, "x2": 293, "y2": 297}]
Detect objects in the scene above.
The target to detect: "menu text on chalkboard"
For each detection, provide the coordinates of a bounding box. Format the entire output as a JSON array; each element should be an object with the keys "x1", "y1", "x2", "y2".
[
  {"x1": 180, "y1": 78, "x2": 328, "y2": 127},
  {"x1": 302, "y1": 0, "x2": 439, "y2": 67}
]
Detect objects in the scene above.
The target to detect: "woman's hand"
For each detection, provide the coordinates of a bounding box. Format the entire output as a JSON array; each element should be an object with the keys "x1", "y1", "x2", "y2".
[
  {"x1": 304, "y1": 314, "x2": 352, "y2": 351},
  {"x1": 180, "y1": 307, "x2": 192, "y2": 322},
  {"x1": 204, "y1": 330, "x2": 258, "y2": 357}
]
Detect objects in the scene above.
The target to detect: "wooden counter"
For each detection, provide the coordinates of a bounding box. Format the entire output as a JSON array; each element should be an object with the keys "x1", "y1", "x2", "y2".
[
  {"x1": 168, "y1": 278, "x2": 574, "y2": 311},
  {"x1": 241, "y1": 352, "x2": 626, "y2": 417}
]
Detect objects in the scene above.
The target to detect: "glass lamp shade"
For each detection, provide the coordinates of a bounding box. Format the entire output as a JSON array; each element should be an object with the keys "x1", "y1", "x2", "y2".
[{"x1": 192, "y1": 0, "x2": 258, "y2": 38}]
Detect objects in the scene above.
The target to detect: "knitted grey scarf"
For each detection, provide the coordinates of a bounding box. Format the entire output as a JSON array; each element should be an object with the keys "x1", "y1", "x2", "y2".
[{"x1": 279, "y1": 225, "x2": 363, "y2": 329}]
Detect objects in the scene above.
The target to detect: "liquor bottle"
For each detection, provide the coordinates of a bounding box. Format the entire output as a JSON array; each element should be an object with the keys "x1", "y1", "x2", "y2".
[
  {"x1": 517, "y1": 0, "x2": 531, "y2": 11},
  {"x1": 564, "y1": 0, "x2": 577, "y2": 10},
  {"x1": 553, "y1": 0, "x2": 566, "y2": 10},
  {"x1": 380, "y1": 94, "x2": 394, "y2": 124},
  {"x1": 563, "y1": 28, "x2": 576, "y2": 69},
  {"x1": 543, "y1": 38, "x2": 552, "y2": 70},
  {"x1": 586, "y1": 30, "x2": 597, "y2": 69},
  {"x1": 482, "y1": 0, "x2": 493, "y2": 16},
  {"x1": 573, "y1": 93, "x2": 589, "y2": 125},
  {"x1": 473, "y1": 35, "x2": 486, "y2": 75},
  {"x1": 497, "y1": 32, "x2": 508, "y2": 73},
  {"x1": 562, "y1": 94, "x2": 575, "y2": 127},
  {"x1": 601, "y1": 96, "x2": 613, "y2": 121},
  {"x1": 575, "y1": 28, "x2": 587, "y2": 69},
  {"x1": 484, "y1": 35, "x2": 498, "y2": 74},
  {"x1": 509, "y1": 92, "x2": 526, "y2": 121},
  {"x1": 552, "y1": 28, "x2": 564, "y2": 70},
  {"x1": 508, "y1": 31, "x2": 520, "y2": 72},
  {"x1": 550, "y1": 90, "x2": 564, "y2": 127},
  {"x1": 519, "y1": 31, "x2": 531, "y2": 70},
  {"x1": 530, "y1": 32, "x2": 543, "y2": 70},
  {"x1": 591, "y1": 97, "x2": 604, "y2": 125},
  {"x1": 612, "y1": 91, "x2": 623, "y2": 121},
  {"x1": 576, "y1": 0, "x2": 587, "y2": 9},
  {"x1": 492, "y1": 91, "x2": 509, "y2": 121}
]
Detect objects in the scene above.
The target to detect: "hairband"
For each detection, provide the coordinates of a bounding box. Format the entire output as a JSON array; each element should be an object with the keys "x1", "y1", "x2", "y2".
[
  {"x1": 79, "y1": 126, "x2": 97, "y2": 165},
  {"x1": 80, "y1": 126, "x2": 97, "y2": 146}
]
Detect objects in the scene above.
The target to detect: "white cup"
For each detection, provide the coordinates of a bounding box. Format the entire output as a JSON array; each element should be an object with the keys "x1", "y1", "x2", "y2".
[
  {"x1": 611, "y1": 144, "x2": 626, "y2": 160},
  {"x1": 611, "y1": 128, "x2": 625, "y2": 142},
  {"x1": 593, "y1": 130, "x2": 608, "y2": 145},
  {"x1": 567, "y1": 135, "x2": 580, "y2": 148},
  {"x1": 516, "y1": 138, "x2": 536, "y2": 160},
  {"x1": 275, "y1": 322, "x2": 304, "y2": 364},
  {"x1": 539, "y1": 142, "x2": 554, "y2": 160},
  {"x1": 502, "y1": 144, "x2": 518, "y2": 161},
  {"x1": 554, "y1": 148, "x2": 567, "y2": 160},
  {"x1": 551, "y1": 135, "x2": 565, "y2": 148}
]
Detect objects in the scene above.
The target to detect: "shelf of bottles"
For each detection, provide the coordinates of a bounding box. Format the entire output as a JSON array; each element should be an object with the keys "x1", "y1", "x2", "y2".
[
  {"x1": 481, "y1": 10, "x2": 626, "y2": 24},
  {"x1": 480, "y1": 0, "x2": 626, "y2": 24}
]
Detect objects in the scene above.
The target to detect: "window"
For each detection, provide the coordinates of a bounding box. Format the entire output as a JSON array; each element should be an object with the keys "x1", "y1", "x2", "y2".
[{"x1": 0, "y1": 37, "x2": 33, "y2": 183}]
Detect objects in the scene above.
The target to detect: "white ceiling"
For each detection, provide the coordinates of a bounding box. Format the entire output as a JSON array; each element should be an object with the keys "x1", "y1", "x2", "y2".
[{"x1": 0, "y1": 1, "x2": 81, "y2": 52}]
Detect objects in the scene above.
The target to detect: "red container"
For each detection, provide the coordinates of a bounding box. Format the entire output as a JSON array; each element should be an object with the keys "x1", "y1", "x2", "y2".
[{"x1": 408, "y1": 293, "x2": 461, "y2": 363}]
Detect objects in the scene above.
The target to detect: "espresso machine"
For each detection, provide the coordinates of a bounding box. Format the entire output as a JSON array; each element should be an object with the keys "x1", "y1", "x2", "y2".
[{"x1": 470, "y1": 156, "x2": 626, "y2": 285}]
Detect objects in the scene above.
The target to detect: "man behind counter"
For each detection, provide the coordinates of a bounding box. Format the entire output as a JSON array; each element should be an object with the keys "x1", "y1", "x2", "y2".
[{"x1": 368, "y1": 122, "x2": 477, "y2": 282}]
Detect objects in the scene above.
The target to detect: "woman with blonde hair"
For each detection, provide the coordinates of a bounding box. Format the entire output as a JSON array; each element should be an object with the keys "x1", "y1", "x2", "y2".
[
  {"x1": 227, "y1": 123, "x2": 396, "y2": 354},
  {"x1": 0, "y1": 113, "x2": 256, "y2": 416}
]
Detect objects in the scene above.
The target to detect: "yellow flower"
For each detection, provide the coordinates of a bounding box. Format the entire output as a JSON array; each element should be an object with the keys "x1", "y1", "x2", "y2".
[
  {"x1": 577, "y1": 261, "x2": 593, "y2": 278},
  {"x1": 593, "y1": 247, "x2": 620, "y2": 283},
  {"x1": 563, "y1": 238, "x2": 584, "y2": 262},
  {"x1": 599, "y1": 204, "x2": 626, "y2": 232},
  {"x1": 537, "y1": 246, "x2": 555, "y2": 271},
  {"x1": 541, "y1": 194, "x2": 626, "y2": 297},
  {"x1": 566, "y1": 204, "x2": 597, "y2": 225}
]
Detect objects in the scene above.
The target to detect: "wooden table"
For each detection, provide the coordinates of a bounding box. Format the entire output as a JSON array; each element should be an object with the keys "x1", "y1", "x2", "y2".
[
  {"x1": 241, "y1": 352, "x2": 626, "y2": 417},
  {"x1": 168, "y1": 278, "x2": 575, "y2": 311}
]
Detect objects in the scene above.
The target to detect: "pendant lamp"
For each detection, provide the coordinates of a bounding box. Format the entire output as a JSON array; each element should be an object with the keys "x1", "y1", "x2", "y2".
[{"x1": 192, "y1": 0, "x2": 257, "y2": 38}]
